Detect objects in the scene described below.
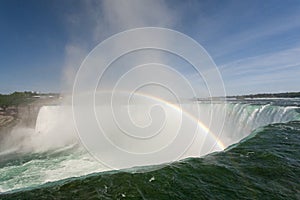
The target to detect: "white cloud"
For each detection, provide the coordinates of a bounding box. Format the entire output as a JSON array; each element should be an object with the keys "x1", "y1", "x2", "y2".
[
  {"x1": 61, "y1": 0, "x2": 178, "y2": 93},
  {"x1": 220, "y1": 47, "x2": 300, "y2": 95}
]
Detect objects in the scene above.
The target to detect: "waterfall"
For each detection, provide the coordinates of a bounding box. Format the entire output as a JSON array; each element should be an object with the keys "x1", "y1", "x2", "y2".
[
  {"x1": 0, "y1": 102, "x2": 299, "y2": 193},
  {"x1": 33, "y1": 103, "x2": 300, "y2": 155},
  {"x1": 200, "y1": 103, "x2": 300, "y2": 147},
  {"x1": 34, "y1": 106, "x2": 77, "y2": 151},
  {"x1": 1, "y1": 102, "x2": 298, "y2": 159}
]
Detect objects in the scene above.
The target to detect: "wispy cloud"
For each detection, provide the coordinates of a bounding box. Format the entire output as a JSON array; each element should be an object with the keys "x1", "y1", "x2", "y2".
[
  {"x1": 61, "y1": 0, "x2": 178, "y2": 93},
  {"x1": 214, "y1": 12, "x2": 300, "y2": 59},
  {"x1": 185, "y1": 1, "x2": 300, "y2": 63},
  {"x1": 220, "y1": 47, "x2": 300, "y2": 95}
]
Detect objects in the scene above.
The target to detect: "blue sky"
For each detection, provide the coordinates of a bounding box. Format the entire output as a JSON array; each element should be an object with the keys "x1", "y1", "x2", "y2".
[{"x1": 0, "y1": 0, "x2": 300, "y2": 95}]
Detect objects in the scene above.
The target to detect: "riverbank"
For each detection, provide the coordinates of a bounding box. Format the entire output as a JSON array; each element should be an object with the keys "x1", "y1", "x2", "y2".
[{"x1": 0, "y1": 92, "x2": 61, "y2": 133}]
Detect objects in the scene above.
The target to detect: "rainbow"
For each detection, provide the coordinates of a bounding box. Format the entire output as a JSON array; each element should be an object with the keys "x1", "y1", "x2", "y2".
[{"x1": 92, "y1": 90, "x2": 226, "y2": 150}]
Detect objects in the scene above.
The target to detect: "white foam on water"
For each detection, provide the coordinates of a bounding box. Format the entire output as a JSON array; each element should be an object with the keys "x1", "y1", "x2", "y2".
[{"x1": 0, "y1": 103, "x2": 299, "y2": 193}]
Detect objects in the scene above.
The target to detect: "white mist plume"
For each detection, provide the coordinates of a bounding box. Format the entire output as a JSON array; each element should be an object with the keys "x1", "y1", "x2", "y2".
[
  {"x1": 0, "y1": 1, "x2": 181, "y2": 155},
  {"x1": 0, "y1": 107, "x2": 77, "y2": 153},
  {"x1": 62, "y1": 0, "x2": 177, "y2": 93},
  {"x1": 0, "y1": 1, "x2": 224, "y2": 171}
]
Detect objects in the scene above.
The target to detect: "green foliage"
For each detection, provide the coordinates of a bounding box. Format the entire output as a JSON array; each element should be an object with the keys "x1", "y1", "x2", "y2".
[
  {"x1": 229, "y1": 92, "x2": 300, "y2": 99},
  {"x1": 0, "y1": 91, "x2": 36, "y2": 109}
]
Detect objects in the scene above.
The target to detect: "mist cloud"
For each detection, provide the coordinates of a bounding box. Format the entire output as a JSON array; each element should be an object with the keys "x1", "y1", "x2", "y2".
[{"x1": 62, "y1": 0, "x2": 178, "y2": 93}]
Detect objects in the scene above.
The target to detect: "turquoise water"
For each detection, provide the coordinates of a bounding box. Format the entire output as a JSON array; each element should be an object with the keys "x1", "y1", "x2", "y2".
[{"x1": 0, "y1": 100, "x2": 300, "y2": 199}]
